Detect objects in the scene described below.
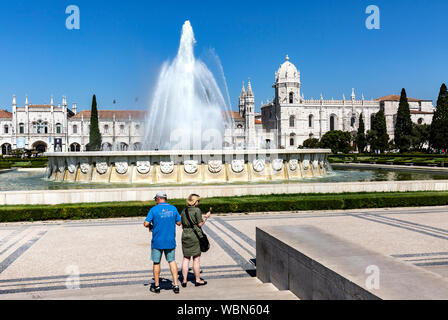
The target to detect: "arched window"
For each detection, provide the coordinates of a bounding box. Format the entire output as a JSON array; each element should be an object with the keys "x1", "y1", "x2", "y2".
[
  {"x1": 370, "y1": 114, "x2": 376, "y2": 129},
  {"x1": 73, "y1": 125, "x2": 78, "y2": 134},
  {"x1": 4, "y1": 125, "x2": 9, "y2": 134},
  {"x1": 101, "y1": 142, "x2": 112, "y2": 151},
  {"x1": 351, "y1": 116, "x2": 356, "y2": 128},
  {"x1": 120, "y1": 125, "x2": 125, "y2": 133},
  {"x1": 133, "y1": 142, "x2": 142, "y2": 150},
  {"x1": 1, "y1": 143, "x2": 12, "y2": 155},
  {"x1": 289, "y1": 133, "x2": 296, "y2": 146},
  {"x1": 330, "y1": 115, "x2": 336, "y2": 131},
  {"x1": 308, "y1": 114, "x2": 314, "y2": 128},
  {"x1": 289, "y1": 115, "x2": 295, "y2": 128},
  {"x1": 418, "y1": 118, "x2": 424, "y2": 125},
  {"x1": 56, "y1": 123, "x2": 62, "y2": 134},
  {"x1": 104, "y1": 125, "x2": 109, "y2": 134},
  {"x1": 119, "y1": 142, "x2": 128, "y2": 151},
  {"x1": 70, "y1": 143, "x2": 81, "y2": 152},
  {"x1": 289, "y1": 92, "x2": 294, "y2": 104},
  {"x1": 34, "y1": 121, "x2": 48, "y2": 134},
  {"x1": 19, "y1": 123, "x2": 24, "y2": 134}
]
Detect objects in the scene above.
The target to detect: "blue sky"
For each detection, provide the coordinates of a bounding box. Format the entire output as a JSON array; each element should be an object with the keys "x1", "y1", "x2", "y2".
[{"x1": 0, "y1": 0, "x2": 446, "y2": 113}]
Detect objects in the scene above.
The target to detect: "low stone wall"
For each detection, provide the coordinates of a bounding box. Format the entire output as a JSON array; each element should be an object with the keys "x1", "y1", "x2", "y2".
[
  {"x1": 256, "y1": 225, "x2": 448, "y2": 300},
  {"x1": 2, "y1": 179, "x2": 448, "y2": 205}
]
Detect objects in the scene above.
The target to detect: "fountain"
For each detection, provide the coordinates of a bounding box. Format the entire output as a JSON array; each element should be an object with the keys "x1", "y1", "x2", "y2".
[
  {"x1": 45, "y1": 21, "x2": 331, "y2": 185},
  {"x1": 144, "y1": 21, "x2": 231, "y2": 151}
]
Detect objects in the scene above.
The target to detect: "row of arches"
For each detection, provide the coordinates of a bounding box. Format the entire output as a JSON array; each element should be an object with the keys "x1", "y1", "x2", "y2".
[
  {"x1": 1, "y1": 141, "x2": 49, "y2": 154},
  {"x1": 70, "y1": 124, "x2": 142, "y2": 135},
  {"x1": 1, "y1": 141, "x2": 146, "y2": 154},
  {"x1": 12, "y1": 122, "x2": 63, "y2": 134},
  {"x1": 69, "y1": 142, "x2": 143, "y2": 152},
  {"x1": 288, "y1": 114, "x2": 378, "y2": 131}
]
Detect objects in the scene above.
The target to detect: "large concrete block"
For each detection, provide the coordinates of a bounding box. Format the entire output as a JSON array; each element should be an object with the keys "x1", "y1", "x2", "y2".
[{"x1": 256, "y1": 225, "x2": 448, "y2": 300}]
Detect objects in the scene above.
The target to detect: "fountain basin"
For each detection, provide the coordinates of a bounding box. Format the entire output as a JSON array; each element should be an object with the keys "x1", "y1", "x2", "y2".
[{"x1": 45, "y1": 149, "x2": 331, "y2": 184}]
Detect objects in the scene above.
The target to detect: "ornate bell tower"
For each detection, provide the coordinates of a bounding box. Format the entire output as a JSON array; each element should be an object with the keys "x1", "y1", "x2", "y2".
[{"x1": 245, "y1": 79, "x2": 256, "y2": 149}]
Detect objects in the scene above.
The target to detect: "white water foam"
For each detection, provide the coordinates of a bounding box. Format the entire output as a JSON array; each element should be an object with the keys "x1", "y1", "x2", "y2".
[{"x1": 144, "y1": 21, "x2": 233, "y2": 150}]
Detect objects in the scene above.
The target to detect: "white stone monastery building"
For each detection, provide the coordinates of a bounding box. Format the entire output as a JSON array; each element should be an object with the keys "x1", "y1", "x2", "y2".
[
  {"x1": 0, "y1": 55, "x2": 436, "y2": 155},
  {"x1": 0, "y1": 95, "x2": 145, "y2": 154},
  {"x1": 255, "y1": 55, "x2": 435, "y2": 149}
]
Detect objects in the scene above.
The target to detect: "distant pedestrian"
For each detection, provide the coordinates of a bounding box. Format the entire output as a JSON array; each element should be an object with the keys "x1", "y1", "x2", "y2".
[
  {"x1": 180, "y1": 194, "x2": 211, "y2": 287},
  {"x1": 144, "y1": 191, "x2": 182, "y2": 294}
]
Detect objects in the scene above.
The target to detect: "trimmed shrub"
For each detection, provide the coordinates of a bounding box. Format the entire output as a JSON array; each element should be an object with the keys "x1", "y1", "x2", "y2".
[{"x1": 0, "y1": 192, "x2": 448, "y2": 223}]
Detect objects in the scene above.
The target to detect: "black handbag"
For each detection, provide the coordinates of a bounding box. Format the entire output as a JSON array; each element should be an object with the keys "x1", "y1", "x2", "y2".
[{"x1": 185, "y1": 207, "x2": 210, "y2": 253}]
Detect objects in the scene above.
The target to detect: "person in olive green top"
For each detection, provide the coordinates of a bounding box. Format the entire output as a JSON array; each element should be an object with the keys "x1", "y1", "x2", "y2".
[{"x1": 180, "y1": 194, "x2": 212, "y2": 287}]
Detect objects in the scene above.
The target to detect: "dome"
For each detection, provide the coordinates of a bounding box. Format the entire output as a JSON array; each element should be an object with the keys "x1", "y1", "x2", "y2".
[{"x1": 275, "y1": 55, "x2": 300, "y2": 83}]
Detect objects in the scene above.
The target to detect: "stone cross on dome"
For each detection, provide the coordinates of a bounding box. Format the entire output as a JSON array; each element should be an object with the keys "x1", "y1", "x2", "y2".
[{"x1": 286, "y1": 54, "x2": 289, "y2": 61}]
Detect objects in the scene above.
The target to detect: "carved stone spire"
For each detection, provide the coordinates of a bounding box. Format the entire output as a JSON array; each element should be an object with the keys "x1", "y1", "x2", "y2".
[
  {"x1": 240, "y1": 81, "x2": 246, "y2": 98},
  {"x1": 246, "y1": 78, "x2": 254, "y2": 97}
]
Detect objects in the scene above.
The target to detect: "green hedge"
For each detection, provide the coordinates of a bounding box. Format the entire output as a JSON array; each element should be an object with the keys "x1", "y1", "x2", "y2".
[
  {"x1": 1, "y1": 192, "x2": 448, "y2": 223},
  {"x1": 329, "y1": 153, "x2": 448, "y2": 166},
  {"x1": 0, "y1": 157, "x2": 48, "y2": 168},
  {"x1": 0, "y1": 161, "x2": 11, "y2": 169},
  {"x1": 330, "y1": 153, "x2": 448, "y2": 159}
]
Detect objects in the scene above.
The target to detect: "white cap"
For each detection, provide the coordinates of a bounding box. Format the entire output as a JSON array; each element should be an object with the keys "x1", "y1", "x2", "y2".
[{"x1": 154, "y1": 191, "x2": 168, "y2": 200}]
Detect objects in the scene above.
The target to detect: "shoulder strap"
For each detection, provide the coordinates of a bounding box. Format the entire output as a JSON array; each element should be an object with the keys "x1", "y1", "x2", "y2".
[{"x1": 185, "y1": 207, "x2": 202, "y2": 240}]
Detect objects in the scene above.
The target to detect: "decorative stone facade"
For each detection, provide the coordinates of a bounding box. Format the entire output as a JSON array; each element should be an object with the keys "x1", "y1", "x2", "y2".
[
  {"x1": 0, "y1": 55, "x2": 436, "y2": 154},
  {"x1": 238, "y1": 55, "x2": 436, "y2": 149},
  {"x1": 0, "y1": 96, "x2": 145, "y2": 154}
]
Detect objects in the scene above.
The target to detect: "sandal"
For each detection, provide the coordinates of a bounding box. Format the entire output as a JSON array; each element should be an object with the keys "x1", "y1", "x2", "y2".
[{"x1": 195, "y1": 280, "x2": 207, "y2": 287}]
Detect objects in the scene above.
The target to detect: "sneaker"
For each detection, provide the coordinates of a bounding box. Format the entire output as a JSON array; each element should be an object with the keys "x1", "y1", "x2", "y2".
[
  {"x1": 173, "y1": 285, "x2": 180, "y2": 294},
  {"x1": 150, "y1": 285, "x2": 161, "y2": 293}
]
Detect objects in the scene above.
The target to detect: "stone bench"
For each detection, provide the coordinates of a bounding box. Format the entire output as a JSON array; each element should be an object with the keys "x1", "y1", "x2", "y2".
[{"x1": 256, "y1": 225, "x2": 448, "y2": 300}]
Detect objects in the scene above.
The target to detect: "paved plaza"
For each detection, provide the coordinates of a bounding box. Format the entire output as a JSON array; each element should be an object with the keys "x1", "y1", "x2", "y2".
[{"x1": 0, "y1": 206, "x2": 447, "y2": 299}]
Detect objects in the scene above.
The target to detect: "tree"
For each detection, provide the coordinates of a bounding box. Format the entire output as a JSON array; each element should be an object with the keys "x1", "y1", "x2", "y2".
[
  {"x1": 430, "y1": 83, "x2": 448, "y2": 151},
  {"x1": 319, "y1": 130, "x2": 352, "y2": 154},
  {"x1": 411, "y1": 123, "x2": 430, "y2": 151},
  {"x1": 394, "y1": 88, "x2": 413, "y2": 152},
  {"x1": 369, "y1": 110, "x2": 389, "y2": 153},
  {"x1": 355, "y1": 113, "x2": 367, "y2": 152},
  {"x1": 88, "y1": 95, "x2": 102, "y2": 151},
  {"x1": 301, "y1": 138, "x2": 320, "y2": 149}
]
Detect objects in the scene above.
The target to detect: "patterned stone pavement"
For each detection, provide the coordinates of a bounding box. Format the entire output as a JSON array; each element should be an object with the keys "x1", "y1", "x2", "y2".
[{"x1": 0, "y1": 205, "x2": 447, "y2": 299}]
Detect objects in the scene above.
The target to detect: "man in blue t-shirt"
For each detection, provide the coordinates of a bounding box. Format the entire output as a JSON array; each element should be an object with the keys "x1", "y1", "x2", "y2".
[{"x1": 144, "y1": 191, "x2": 182, "y2": 294}]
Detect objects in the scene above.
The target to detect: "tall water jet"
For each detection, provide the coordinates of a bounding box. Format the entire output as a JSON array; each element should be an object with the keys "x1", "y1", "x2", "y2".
[{"x1": 144, "y1": 21, "x2": 233, "y2": 150}]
